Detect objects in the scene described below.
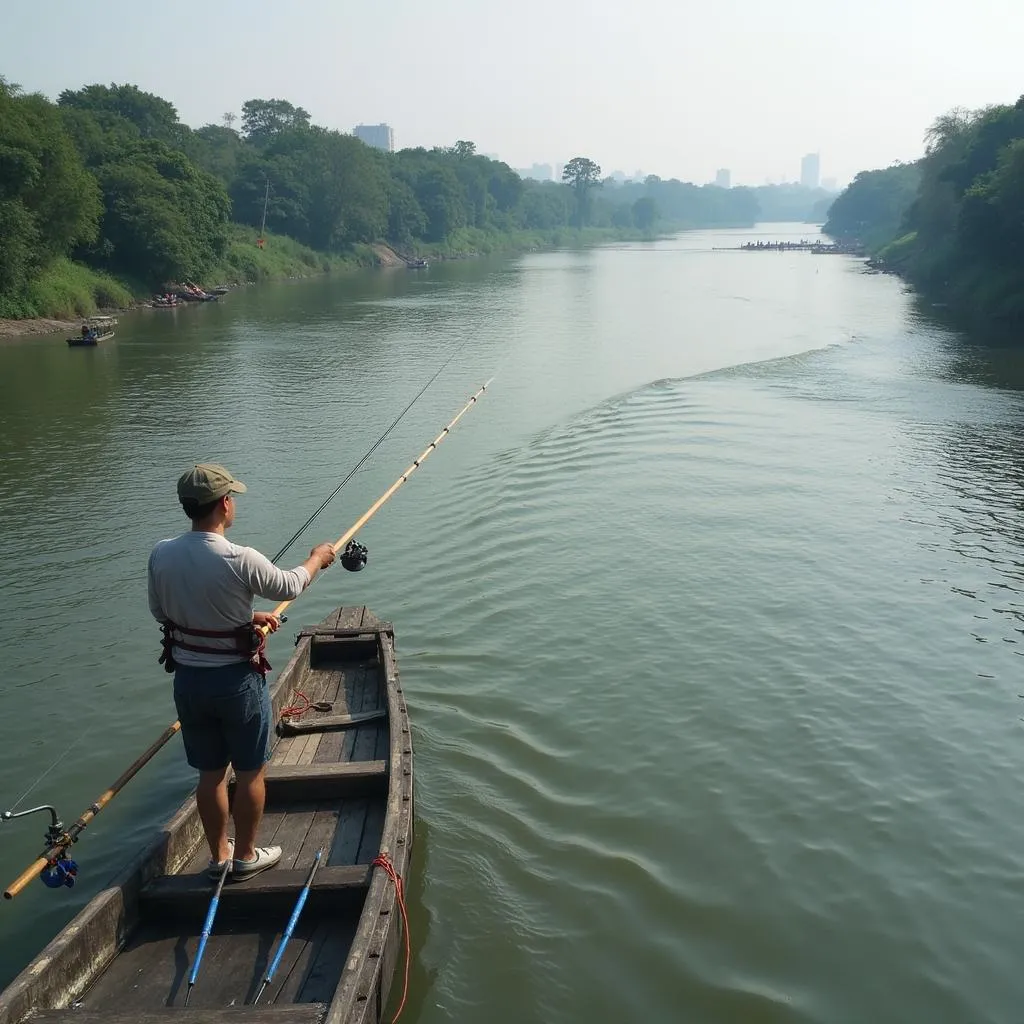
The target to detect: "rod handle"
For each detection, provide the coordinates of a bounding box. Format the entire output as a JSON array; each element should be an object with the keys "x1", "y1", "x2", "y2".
[{"x1": 4, "y1": 857, "x2": 48, "y2": 900}]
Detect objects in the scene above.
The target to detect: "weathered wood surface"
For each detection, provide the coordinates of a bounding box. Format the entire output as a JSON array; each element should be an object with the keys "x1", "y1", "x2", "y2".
[
  {"x1": 278, "y1": 709, "x2": 386, "y2": 736},
  {"x1": 324, "y1": 628, "x2": 413, "y2": 1024},
  {"x1": 141, "y1": 865, "x2": 372, "y2": 908},
  {"x1": 0, "y1": 605, "x2": 412, "y2": 1024},
  {"x1": 260, "y1": 760, "x2": 387, "y2": 801},
  {"x1": 28, "y1": 1007, "x2": 328, "y2": 1023}
]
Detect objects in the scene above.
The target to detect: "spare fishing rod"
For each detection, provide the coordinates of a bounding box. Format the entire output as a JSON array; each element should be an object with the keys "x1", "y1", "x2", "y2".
[
  {"x1": 2, "y1": 379, "x2": 493, "y2": 901},
  {"x1": 183, "y1": 855, "x2": 232, "y2": 1006},
  {"x1": 253, "y1": 847, "x2": 324, "y2": 1005}
]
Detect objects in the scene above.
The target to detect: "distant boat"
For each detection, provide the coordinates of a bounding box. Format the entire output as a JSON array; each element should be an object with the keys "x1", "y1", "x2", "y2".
[
  {"x1": 66, "y1": 315, "x2": 117, "y2": 347},
  {"x1": 406, "y1": 258, "x2": 428, "y2": 269}
]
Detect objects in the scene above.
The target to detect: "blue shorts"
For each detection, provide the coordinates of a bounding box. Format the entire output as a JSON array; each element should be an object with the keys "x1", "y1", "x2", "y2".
[{"x1": 173, "y1": 662, "x2": 272, "y2": 773}]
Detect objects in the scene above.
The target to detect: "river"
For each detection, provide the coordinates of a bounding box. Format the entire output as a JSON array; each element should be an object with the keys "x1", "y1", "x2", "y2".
[{"x1": 1, "y1": 225, "x2": 1022, "y2": 1023}]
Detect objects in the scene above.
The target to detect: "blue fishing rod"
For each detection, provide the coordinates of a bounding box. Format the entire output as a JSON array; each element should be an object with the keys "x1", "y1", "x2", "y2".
[
  {"x1": 253, "y1": 847, "x2": 324, "y2": 1005},
  {"x1": 183, "y1": 855, "x2": 232, "y2": 1006}
]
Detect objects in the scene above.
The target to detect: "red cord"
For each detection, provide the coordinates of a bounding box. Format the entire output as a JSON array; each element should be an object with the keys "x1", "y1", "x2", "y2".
[
  {"x1": 373, "y1": 853, "x2": 410, "y2": 1023},
  {"x1": 279, "y1": 690, "x2": 311, "y2": 719}
]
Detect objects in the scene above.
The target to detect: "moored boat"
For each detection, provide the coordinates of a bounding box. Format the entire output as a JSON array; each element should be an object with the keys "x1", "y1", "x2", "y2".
[
  {"x1": 0, "y1": 607, "x2": 414, "y2": 1024},
  {"x1": 66, "y1": 316, "x2": 118, "y2": 347}
]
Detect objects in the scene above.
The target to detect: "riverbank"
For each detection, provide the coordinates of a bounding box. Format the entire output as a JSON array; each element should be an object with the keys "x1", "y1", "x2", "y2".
[{"x1": 0, "y1": 222, "x2": 685, "y2": 338}]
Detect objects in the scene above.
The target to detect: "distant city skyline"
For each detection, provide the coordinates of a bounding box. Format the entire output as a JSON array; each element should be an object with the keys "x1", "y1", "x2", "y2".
[{"x1": 4, "y1": 0, "x2": 1023, "y2": 189}]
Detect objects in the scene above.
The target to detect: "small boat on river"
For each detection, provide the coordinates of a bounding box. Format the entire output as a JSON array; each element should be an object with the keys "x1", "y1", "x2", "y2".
[
  {"x1": 66, "y1": 316, "x2": 117, "y2": 347},
  {"x1": 0, "y1": 607, "x2": 414, "y2": 1024}
]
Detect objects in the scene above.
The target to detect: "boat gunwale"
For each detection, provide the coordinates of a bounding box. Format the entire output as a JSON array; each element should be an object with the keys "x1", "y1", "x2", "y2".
[
  {"x1": 0, "y1": 607, "x2": 411, "y2": 1024},
  {"x1": 323, "y1": 627, "x2": 413, "y2": 1024}
]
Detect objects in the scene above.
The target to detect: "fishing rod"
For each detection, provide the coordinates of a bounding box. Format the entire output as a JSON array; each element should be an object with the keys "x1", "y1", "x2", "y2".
[
  {"x1": 253, "y1": 847, "x2": 324, "y2": 1005},
  {"x1": 271, "y1": 337, "x2": 470, "y2": 565},
  {"x1": 262, "y1": 377, "x2": 493, "y2": 627},
  {"x1": 184, "y1": 855, "x2": 232, "y2": 1006},
  {"x1": 2, "y1": 379, "x2": 492, "y2": 901}
]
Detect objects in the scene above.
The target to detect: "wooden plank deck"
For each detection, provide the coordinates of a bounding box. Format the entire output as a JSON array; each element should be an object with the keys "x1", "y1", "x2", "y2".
[{"x1": 64, "y1": 608, "x2": 387, "y2": 1016}]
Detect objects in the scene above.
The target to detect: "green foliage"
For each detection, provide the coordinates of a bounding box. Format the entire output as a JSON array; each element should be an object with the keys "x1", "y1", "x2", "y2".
[
  {"x1": 241, "y1": 99, "x2": 311, "y2": 144},
  {"x1": 823, "y1": 163, "x2": 921, "y2": 249},
  {"x1": 0, "y1": 257, "x2": 131, "y2": 319},
  {"x1": 204, "y1": 225, "x2": 373, "y2": 286},
  {"x1": 631, "y1": 196, "x2": 658, "y2": 231},
  {"x1": 89, "y1": 141, "x2": 231, "y2": 286},
  {"x1": 604, "y1": 176, "x2": 758, "y2": 229},
  {"x1": 1, "y1": 78, "x2": 785, "y2": 321},
  {"x1": 0, "y1": 80, "x2": 101, "y2": 306},
  {"x1": 562, "y1": 156, "x2": 603, "y2": 227},
  {"x1": 58, "y1": 83, "x2": 182, "y2": 145},
  {"x1": 835, "y1": 94, "x2": 1024, "y2": 329}
]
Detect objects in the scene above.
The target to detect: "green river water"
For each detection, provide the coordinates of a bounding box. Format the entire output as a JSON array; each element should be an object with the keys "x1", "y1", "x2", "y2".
[{"x1": 1, "y1": 225, "x2": 1023, "y2": 1023}]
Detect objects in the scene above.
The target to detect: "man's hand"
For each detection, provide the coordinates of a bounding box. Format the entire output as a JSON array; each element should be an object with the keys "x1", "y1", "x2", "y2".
[
  {"x1": 310, "y1": 543, "x2": 336, "y2": 569},
  {"x1": 253, "y1": 611, "x2": 281, "y2": 633}
]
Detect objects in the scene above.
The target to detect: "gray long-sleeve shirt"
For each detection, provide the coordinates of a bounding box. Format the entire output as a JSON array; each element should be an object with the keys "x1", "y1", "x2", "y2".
[{"x1": 148, "y1": 531, "x2": 310, "y2": 667}]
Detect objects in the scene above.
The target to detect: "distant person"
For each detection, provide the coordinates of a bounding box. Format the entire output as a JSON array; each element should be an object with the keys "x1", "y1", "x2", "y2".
[{"x1": 148, "y1": 464, "x2": 337, "y2": 880}]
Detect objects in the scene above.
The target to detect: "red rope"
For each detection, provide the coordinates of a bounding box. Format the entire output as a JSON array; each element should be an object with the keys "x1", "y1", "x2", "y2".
[
  {"x1": 373, "y1": 852, "x2": 410, "y2": 1023},
  {"x1": 279, "y1": 690, "x2": 311, "y2": 719}
]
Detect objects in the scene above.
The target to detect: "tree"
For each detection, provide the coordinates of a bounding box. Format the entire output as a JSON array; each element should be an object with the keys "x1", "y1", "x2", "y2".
[
  {"x1": 386, "y1": 178, "x2": 427, "y2": 243},
  {"x1": 561, "y1": 156, "x2": 602, "y2": 227},
  {"x1": 91, "y1": 141, "x2": 230, "y2": 286},
  {"x1": 631, "y1": 196, "x2": 658, "y2": 231},
  {"x1": 58, "y1": 83, "x2": 180, "y2": 143},
  {"x1": 241, "y1": 99, "x2": 311, "y2": 143},
  {"x1": 822, "y1": 163, "x2": 921, "y2": 248},
  {"x1": 0, "y1": 82, "x2": 101, "y2": 305}
]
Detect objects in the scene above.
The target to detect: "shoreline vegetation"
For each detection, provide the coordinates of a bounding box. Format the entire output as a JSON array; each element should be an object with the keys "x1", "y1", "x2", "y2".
[
  {"x1": 823, "y1": 94, "x2": 1024, "y2": 335},
  {"x1": 1, "y1": 77, "x2": 831, "y2": 335}
]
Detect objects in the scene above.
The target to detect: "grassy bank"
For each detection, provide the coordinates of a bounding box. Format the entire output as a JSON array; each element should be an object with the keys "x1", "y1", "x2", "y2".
[
  {"x1": 3, "y1": 221, "x2": 690, "y2": 327},
  {"x1": 0, "y1": 259, "x2": 134, "y2": 320},
  {"x1": 404, "y1": 224, "x2": 665, "y2": 260},
  {"x1": 0, "y1": 227, "x2": 374, "y2": 325},
  {"x1": 203, "y1": 226, "x2": 378, "y2": 286}
]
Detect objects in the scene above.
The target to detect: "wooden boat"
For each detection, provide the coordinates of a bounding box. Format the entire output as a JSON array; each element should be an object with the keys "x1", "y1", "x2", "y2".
[
  {"x1": 66, "y1": 316, "x2": 118, "y2": 347},
  {"x1": 0, "y1": 607, "x2": 414, "y2": 1024}
]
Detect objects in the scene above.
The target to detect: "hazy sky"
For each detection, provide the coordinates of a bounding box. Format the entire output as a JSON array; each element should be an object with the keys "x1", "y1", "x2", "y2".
[{"x1": 3, "y1": 0, "x2": 1024, "y2": 187}]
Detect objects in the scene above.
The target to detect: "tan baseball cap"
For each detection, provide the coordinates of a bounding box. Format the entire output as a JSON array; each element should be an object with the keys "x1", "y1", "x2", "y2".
[{"x1": 177, "y1": 463, "x2": 248, "y2": 504}]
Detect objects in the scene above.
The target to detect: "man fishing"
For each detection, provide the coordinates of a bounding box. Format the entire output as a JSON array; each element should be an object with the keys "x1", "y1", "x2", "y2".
[{"x1": 148, "y1": 463, "x2": 336, "y2": 880}]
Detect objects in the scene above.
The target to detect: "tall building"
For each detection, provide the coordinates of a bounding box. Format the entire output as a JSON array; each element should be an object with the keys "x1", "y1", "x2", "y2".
[
  {"x1": 800, "y1": 153, "x2": 820, "y2": 189},
  {"x1": 715, "y1": 168, "x2": 731, "y2": 189},
  {"x1": 516, "y1": 163, "x2": 555, "y2": 182},
  {"x1": 354, "y1": 123, "x2": 395, "y2": 152}
]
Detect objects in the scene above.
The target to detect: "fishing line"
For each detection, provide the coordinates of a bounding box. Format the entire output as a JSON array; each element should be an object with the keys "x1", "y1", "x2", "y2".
[
  {"x1": 4, "y1": 731, "x2": 93, "y2": 814},
  {"x1": 270, "y1": 338, "x2": 470, "y2": 565}
]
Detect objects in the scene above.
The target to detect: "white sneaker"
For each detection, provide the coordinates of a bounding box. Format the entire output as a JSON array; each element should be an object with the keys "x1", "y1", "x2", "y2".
[
  {"x1": 232, "y1": 845, "x2": 282, "y2": 879},
  {"x1": 207, "y1": 839, "x2": 235, "y2": 879}
]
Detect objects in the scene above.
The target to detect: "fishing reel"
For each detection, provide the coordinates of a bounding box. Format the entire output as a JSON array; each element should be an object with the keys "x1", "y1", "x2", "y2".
[
  {"x1": 40, "y1": 858, "x2": 78, "y2": 889},
  {"x1": 1, "y1": 804, "x2": 79, "y2": 889},
  {"x1": 341, "y1": 539, "x2": 368, "y2": 572},
  {"x1": 2, "y1": 804, "x2": 66, "y2": 849}
]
